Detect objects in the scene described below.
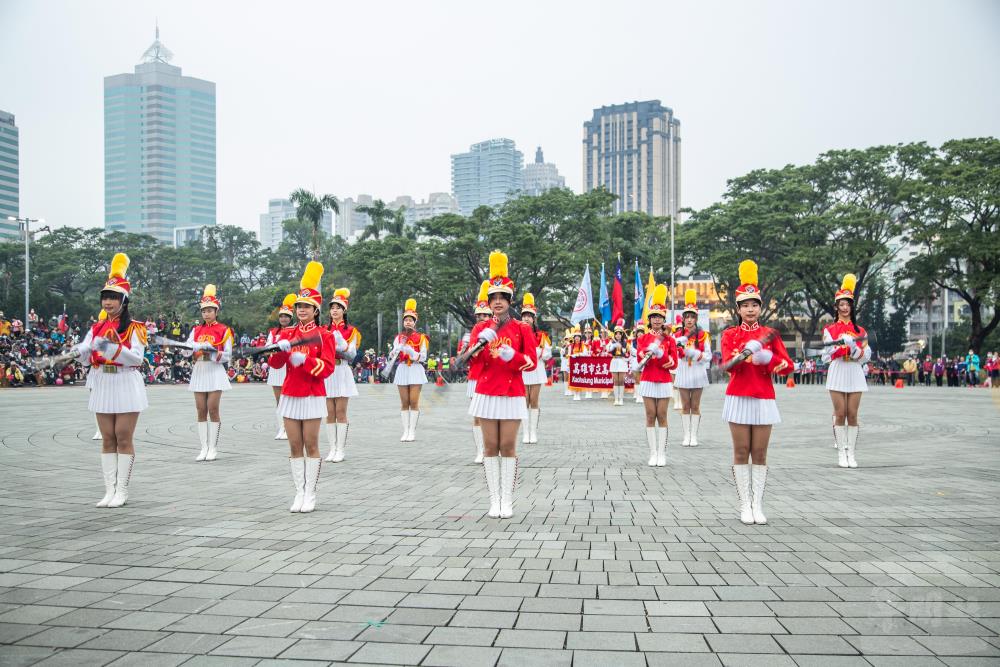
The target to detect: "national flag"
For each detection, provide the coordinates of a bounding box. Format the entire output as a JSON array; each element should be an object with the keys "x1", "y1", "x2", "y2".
[
  {"x1": 633, "y1": 260, "x2": 644, "y2": 324},
  {"x1": 571, "y1": 265, "x2": 596, "y2": 325},
  {"x1": 611, "y1": 261, "x2": 624, "y2": 325},
  {"x1": 598, "y1": 263, "x2": 611, "y2": 326}
]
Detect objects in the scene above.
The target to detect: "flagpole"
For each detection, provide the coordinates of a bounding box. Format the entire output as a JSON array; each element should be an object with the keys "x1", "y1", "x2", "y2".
[{"x1": 670, "y1": 213, "x2": 675, "y2": 321}]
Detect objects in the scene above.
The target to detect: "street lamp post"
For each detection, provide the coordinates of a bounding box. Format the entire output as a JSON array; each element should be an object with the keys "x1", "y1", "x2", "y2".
[{"x1": 8, "y1": 216, "x2": 45, "y2": 334}]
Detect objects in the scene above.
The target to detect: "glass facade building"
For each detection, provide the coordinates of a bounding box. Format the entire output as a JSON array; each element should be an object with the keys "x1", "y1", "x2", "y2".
[
  {"x1": 0, "y1": 110, "x2": 18, "y2": 240},
  {"x1": 104, "y1": 31, "x2": 216, "y2": 243},
  {"x1": 451, "y1": 138, "x2": 524, "y2": 216}
]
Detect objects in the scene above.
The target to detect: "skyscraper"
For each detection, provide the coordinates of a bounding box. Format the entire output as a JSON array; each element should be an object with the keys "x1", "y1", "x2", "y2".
[
  {"x1": 104, "y1": 27, "x2": 216, "y2": 244},
  {"x1": 258, "y1": 198, "x2": 333, "y2": 250},
  {"x1": 451, "y1": 138, "x2": 524, "y2": 216},
  {"x1": 582, "y1": 100, "x2": 680, "y2": 217},
  {"x1": 522, "y1": 146, "x2": 566, "y2": 196},
  {"x1": 0, "y1": 110, "x2": 18, "y2": 241}
]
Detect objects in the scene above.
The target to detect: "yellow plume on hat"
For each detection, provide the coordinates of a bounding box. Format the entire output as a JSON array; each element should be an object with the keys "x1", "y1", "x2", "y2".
[
  {"x1": 841, "y1": 273, "x2": 857, "y2": 293},
  {"x1": 281, "y1": 293, "x2": 296, "y2": 308},
  {"x1": 684, "y1": 288, "x2": 697, "y2": 305},
  {"x1": 738, "y1": 260, "x2": 758, "y2": 287},
  {"x1": 489, "y1": 250, "x2": 508, "y2": 279},
  {"x1": 476, "y1": 280, "x2": 489, "y2": 302},
  {"x1": 203, "y1": 284, "x2": 216, "y2": 298},
  {"x1": 405, "y1": 298, "x2": 417, "y2": 312},
  {"x1": 109, "y1": 253, "x2": 130, "y2": 279},
  {"x1": 523, "y1": 292, "x2": 535, "y2": 307},
  {"x1": 651, "y1": 283, "x2": 668, "y2": 307},
  {"x1": 300, "y1": 261, "x2": 323, "y2": 291}
]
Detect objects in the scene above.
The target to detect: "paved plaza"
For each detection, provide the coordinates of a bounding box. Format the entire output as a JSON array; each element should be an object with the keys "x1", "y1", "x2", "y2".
[{"x1": 1, "y1": 381, "x2": 999, "y2": 666}]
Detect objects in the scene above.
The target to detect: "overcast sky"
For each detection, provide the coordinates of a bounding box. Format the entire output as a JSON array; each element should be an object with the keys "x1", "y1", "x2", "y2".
[{"x1": 2, "y1": 0, "x2": 998, "y2": 234}]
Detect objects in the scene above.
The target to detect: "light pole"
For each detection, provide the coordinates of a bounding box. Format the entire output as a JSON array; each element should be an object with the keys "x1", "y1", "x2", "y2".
[{"x1": 8, "y1": 216, "x2": 45, "y2": 334}]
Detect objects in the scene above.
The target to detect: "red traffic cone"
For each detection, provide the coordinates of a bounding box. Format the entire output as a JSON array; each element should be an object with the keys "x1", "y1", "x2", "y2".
[
  {"x1": 894, "y1": 379, "x2": 904, "y2": 388},
  {"x1": 786, "y1": 377, "x2": 795, "y2": 388},
  {"x1": 545, "y1": 374, "x2": 553, "y2": 386},
  {"x1": 435, "y1": 374, "x2": 444, "y2": 387}
]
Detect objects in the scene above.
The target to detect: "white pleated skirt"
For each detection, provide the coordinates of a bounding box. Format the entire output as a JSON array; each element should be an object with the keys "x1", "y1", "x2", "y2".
[
  {"x1": 325, "y1": 362, "x2": 359, "y2": 398},
  {"x1": 723, "y1": 394, "x2": 781, "y2": 425},
  {"x1": 277, "y1": 394, "x2": 327, "y2": 420},
  {"x1": 560, "y1": 358, "x2": 569, "y2": 372},
  {"x1": 189, "y1": 361, "x2": 231, "y2": 392},
  {"x1": 609, "y1": 357, "x2": 629, "y2": 373},
  {"x1": 85, "y1": 367, "x2": 97, "y2": 390},
  {"x1": 466, "y1": 379, "x2": 477, "y2": 399},
  {"x1": 89, "y1": 368, "x2": 148, "y2": 414},
  {"x1": 674, "y1": 361, "x2": 710, "y2": 389},
  {"x1": 826, "y1": 359, "x2": 868, "y2": 393},
  {"x1": 469, "y1": 393, "x2": 528, "y2": 420},
  {"x1": 522, "y1": 363, "x2": 547, "y2": 386},
  {"x1": 628, "y1": 357, "x2": 639, "y2": 373},
  {"x1": 393, "y1": 363, "x2": 427, "y2": 386},
  {"x1": 638, "y1": 381, "x2": 673, "y2": 399},
  {"x1": 266, "y1": 364, "x2": 286, "y2": 387}
]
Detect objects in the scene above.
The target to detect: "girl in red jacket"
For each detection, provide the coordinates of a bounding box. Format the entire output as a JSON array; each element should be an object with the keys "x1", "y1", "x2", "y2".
[
  {"x1": 268, "y1": 261, "x2": 337, "y2": 514},
  {"x1": 186, "y1": 284, "x2": 233, "y2": 462},
  {"x1": 468, "y1": 251, "x2": 538, "y2": 519},
  {"x1": 635, "y1": 284, "x2": 679, "y2": 467},
  {"x1": 721, "y1": 260, "x2": 793, "y2": 525},
  {"x1": 266, "y1": 294, "x2": 296, "y2": 440},
  {"x1": 458, "y1": 281, "x2": 492, "y2": 463}
]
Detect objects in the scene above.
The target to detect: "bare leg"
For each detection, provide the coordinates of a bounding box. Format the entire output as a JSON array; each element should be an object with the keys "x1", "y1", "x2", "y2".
[
  {"x1": 643, "y1": 397, "x2": 658, "y2": 427},
  {"x1": 194, "y1": 392, "x2": 208, "y2": 421},
  {"x1": 749, "y1": 425, "x2": 772, "y2": 465},
  {"x1": 301, "y1": 418, "x2": 321, "y2": 458},
  {"x1": 655, "y1": 397, "x2": 669, "y2": 427},
  {"x1": 482, "y1": 418, "x2": 501, "y2": 457},
  {"x1": 408, "y1": 385, "x2": 422, "y2": 410},
  {"x1": 844, "y1": 392, "x2": 862, "y2": 426},
  {"x1": 829, "y1": 391, "x2": 847, "y2": 426},
  {"x1": 526, "y1": 384, "x2": 541, "y2": 409},
  {"x1": 271, "y1": 386, "x2": 282, "y2": 404},
  {"x1": 286, "y1": 419, "x2": 305, "y2": 458},
  {"x1": 206, "y1": 391, "x2": 222, "y2": 422},
  {"x1": 689, "y1": 388, "x2": 703, "y2": 414},
  {"x1": 397, "y1": 386, "x2": 411, "y2": 410},
  {"x1": 730, "y1": 423, "x2": 751, "y2": 464}
]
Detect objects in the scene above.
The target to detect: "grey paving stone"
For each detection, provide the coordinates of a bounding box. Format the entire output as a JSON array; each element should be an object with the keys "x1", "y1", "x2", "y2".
[
  {"x1": 779, "y1": 617, "x2": 858, "y2": 635},
  {"x1": 223, "y1": 617, "x2": 306, "y2": 637},
  {"x1": 514, "y1": 612, "x2": 581, "y2": 631},
  {"x1": 580, "y1": 614, "x2": 648, "y2": 632},
  {"x1": 0, "y1": 622, "x2": 48, "y2": 644},
  {"x1": 30, "y1": 648, "x2": 124, "y2": 666},
  {"x1": 14, "y1": 625, "x2": 107, "y2": 648},
  {"x1": 355, "y1": 622, "x2": 433, "y2": 644},
  {"x1": 102, "y1": 611, "x2": 187, "y2": 631},
  {"x1": 714, "y1": 616, "x2": 787, "y2": 634},
  {"x1": 846, "y1": 635, "x2": 934, "y2": 655},
  {"x1": 718, "y1": 654, "x2": 796, "y2": 666},
  {"x1": 637, "y1": 632, "x2": 711, "y2": 652},
  {"x1": 105, "y1": 651, "x2": 191, "y2": 667},
  {"x1": 160, "y1": 613, "x2": 244, "y2": 634},
  {"x1": 210, "y1": 635, "x2": 296, "y2": 658},
  {"x1": 277, "y1": 638, "x2": 362, "y2": 661},
  {"x1": 422, "y1": 645, "x2": 501, "y2": 667},
  {"x1": 646, "y1": 653, "x2": 723, "y2": 667},
  {"x1": 776, "y1": 634, "x2": 860, "y2": 655},
  {"x1": 425, "y1": 626, "x2": 499, "y2": 646},
  {"x1": 706, "y1": 633, "x2": 785, "y2": 653},
  {"x1": 143, "y1": 632, "x2": 230, "y2": 655},
  {"x1": 346, "y1": 641, "x2": 431, "y2": 664},
  {"x1": 573, "y1": 650, "x2": 647, "y2": 667},
  {"x1": 494, "y1": 628, "x2": 566, "y2": 648},
  {"x1": 566, "y1": 631, "x2": 636, "y2": 650},
  {"x1": 914, "y1": 636, "x2": 1000, "y2": 657},
  {"x1": 496, "y1": 647, "x2": 573, "y2": 667},
  {"x1": 79, "y1": 629, "x2": 168, "y2": 651}
]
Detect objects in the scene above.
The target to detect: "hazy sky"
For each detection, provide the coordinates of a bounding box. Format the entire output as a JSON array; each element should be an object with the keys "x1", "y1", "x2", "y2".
[{"x1": 2, "y1": 0, "x2": 999, "y2": 234}]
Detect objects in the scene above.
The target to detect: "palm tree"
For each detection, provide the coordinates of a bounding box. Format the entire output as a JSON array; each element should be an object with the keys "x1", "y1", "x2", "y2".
[
  {"x1": 289, "y1": 188, "x2": 339, "y2": 259},
  {"x1": 357, "y1": 200, "x2": 407, "y2": 240}
]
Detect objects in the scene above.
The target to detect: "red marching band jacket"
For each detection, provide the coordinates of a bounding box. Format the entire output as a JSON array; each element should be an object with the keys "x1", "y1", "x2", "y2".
[
  {"x1": 470, "y1": 318, "x2": 538, "y2": 397},
  {"x1": 267, "y1": 322, "x2": 336, "y2": 397},
  {"x1": 88, "y1": 318, "x2": 147, "y2": 367},
  {"x1": 721, "y1": 322, "x2": 793, "y2": 399},
  {"x1": 328, "y1": 320, "x2": 361, "y2": 363},
  {"x1": 822, "y1": 320, "x2": 869, "y2": 361},
  {"x1": 189, "y1": 322, "x2": 233, "y2": 362},
  {"x1": 636, "y1": 331, "x2": 679, "y2": 383},
  {"x1": 458, "y1": 331, "x2": 482, "y2": 382}
]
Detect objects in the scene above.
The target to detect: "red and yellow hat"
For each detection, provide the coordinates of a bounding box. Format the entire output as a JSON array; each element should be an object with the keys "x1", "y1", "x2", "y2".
[
  {"x1": 648, "y1": 284, "x2": 668, "y2": 316},
  {"x1": 296, "y1": 261, "x2": 324, "y2": 308},
  {"x1": 474, "y1": 281, "x2": 490, "y2": 315},
  {"x1": 682, "y1": 288, "x2": 698, "y2": 316},
  {"x1": 278, "y1": 293, "x2": 296, "y2": 317},
  {"x1": 735, "y1": 260, "x2": 761, "y2": 304},
  {"x1": 331, "y1": 288, "x2": 350, "y2": 310},
  {"x1": 613, "y1": 317, "x2": 626, "y2": 333},
  {"x1": 101, "y1": 253, "x2": 131, "y2": 298},
  {"x1": 487, "y1": 250, "x2": 514, "y2": 296},
  {"x1": 199, "y1": 284, "x2": 220, "y2": 310},
  {"x1": 403, "y1": 298, "x2": 418, "y2": 322},
  {"x1": 835, "y1": 273, "x2": 856, "y2": 302},
  {"x1": 521, "y1": 292, "x2": 537, "y2": 315}
]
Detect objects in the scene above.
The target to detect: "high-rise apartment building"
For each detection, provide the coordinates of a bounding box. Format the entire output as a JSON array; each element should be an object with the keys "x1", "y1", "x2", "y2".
[
  {"x1": 104, "y1": 28, "x2": 216, "y2": 243},
  {"x1": 451, "y1": 138, "x2": 524, "y2": 215},
  {"x1": 387, "y1": 192, "x2": 460, "y2": 226},
  {"x1": 258, "y1": 198, "x2": 333, "y2": 250},
  {"x1": 522, "y1": 146, "x2": 566, "y2": 197},
  {"x1": 0, "y1": 110, "x2": 18, "y2": 240},
  {"x1": 582, "y1": 100, "x2": 680, "y2": 217}
]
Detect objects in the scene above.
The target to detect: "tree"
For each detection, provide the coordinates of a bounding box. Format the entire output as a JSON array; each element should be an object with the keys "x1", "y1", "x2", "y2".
[
  {"x1": 357, "y1": 200, "x2": 411, "y2": 240},
  {"x1": 905, "y1": 137, "x2": 1000, "y2": 355},
  {"x1": 289, "y1": 188, "x2": 339, "y2": 260}
]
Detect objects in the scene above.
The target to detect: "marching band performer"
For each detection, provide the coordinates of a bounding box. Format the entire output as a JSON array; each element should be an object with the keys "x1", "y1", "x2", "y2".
[
  {"x1": 72, "y1": 253, "x2": 148, "y2": 508},
  {"x1": 630, "y1": 321, "x2": 645, "y2": 403},
  {"x1": 187, "y1": 285, "x2": 233, "y2": 462},
  {"x1": 267, "y1": 294, "x2": 296, "y2": 440},
  {"x1": 636, "y1": 285, "x2": 679, "y2": 467},
  {"x1": 324, "y1": 288, "x2": 361, "y2": 463},
  {"x1": 559, "y1": 331, "x2": 572, "y2": 396},
  {"x1": 722, "y1": 260, "x2": 793, "y2": 525},
  {"x1": 569, "y1": 329, "x2": 586, "y2": 401},
  {"x1": 268, "y1": 261, "x2": 336, "y2": 513},
  {"x1": 581, "y1": 324, "x2": 599, "y2": 400},
  {"x1": 520, "y1": 293, "x2": 551, "y2": 444},
  {"x1": 674, "y1": 289, "x2": 712, "y2": 446},
  {"x1": 606, "y1": 319, "x2": 632, "y2": 406},
  {"x1": 469, "y1": 250, "x2": 538, "y2": 519},
  {"x1": 822, "y1": 274, "x2": 871, "y2": 468},
  {"x1": 89, "y1": 309, "x2": 108, "y2": 440},
  {"x1": 459, "y1": 281, "x2": 492, "y2": 463},
  {"x1": 392, "y1": 299, "x2": 429, "y2": 442}
]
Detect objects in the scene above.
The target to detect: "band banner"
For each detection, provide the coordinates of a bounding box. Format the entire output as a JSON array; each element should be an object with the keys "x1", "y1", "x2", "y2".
[{"x1": 569, "y1": 356, "x2": 635, "y2": 391}]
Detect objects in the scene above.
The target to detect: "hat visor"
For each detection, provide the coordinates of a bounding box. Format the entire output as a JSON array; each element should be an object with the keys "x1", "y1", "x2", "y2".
[{"x1": 735, "y1": 293, "x2": 762, "y2": 304}]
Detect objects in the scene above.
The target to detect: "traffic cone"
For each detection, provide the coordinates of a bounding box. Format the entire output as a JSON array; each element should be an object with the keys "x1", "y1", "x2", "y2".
[
  {"x1": 786, "y1": 377, "x2": 795, "y2": 388},
  {"x1": 435, "y1": 374, "x2": 444, "y2": 387},
  {"x1": 894, "y1": 379, "x2": 904, "y2": 388},
  {"x1": 545, "y1": 374, "x2": 553, "y2": 387}
]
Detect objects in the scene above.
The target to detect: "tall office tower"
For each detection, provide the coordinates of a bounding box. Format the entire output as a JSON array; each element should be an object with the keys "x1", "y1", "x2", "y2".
[
  {"x1": 0, "y1": 110, "x2": 18, "y2": 240},
  {"x1": 521, "y1": 146, "x2": 566, "y2": 196},
  {"x1": 451, "y1": 138, "x2": 524, "y2": 216}
]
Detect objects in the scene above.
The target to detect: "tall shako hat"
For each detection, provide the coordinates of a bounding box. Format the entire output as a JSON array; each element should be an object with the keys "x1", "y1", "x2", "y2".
[
  {"x1": 835, "y1": 274, "x2": 856, "y2": 302},
  {"x1": 521, "y1": 292, "x2": 537, "y2": 315},
  {"x1": 296, "y1": 261, "x2": 324, "y2": 308},
  {"x1": 199, "y1": 284, "x2": 220, "y2": 310},
  {"x1": 648, "y1": 284, "x2": 668, "y2": 316},
  {"x1": 102, "y1": 253, "x2": 131, "y2": 299},
  {"x1": 331, "y1": 288, "x2": 351, "y2": 310},
  {"x1": 278, "y1": 293, "x2": 296, "y2": 317},
  {"x1": 474, "y1": 281, "x2": 491, "y2": 315},
  {"x1": 734, "y1": 260, "x2": 761, "y2": 304},
  {"x1": 682, "y1": 288, "x2": 698, "y2": 316},
  {"x1": 613, "y1": 317, "x2": 626, "y2": 333},
  {"x1": 487, "y1": 250, "x2": 514, "y2": 296},
  {"x1": 403, "y1": 298, "x2": 418, "y2": 321}
]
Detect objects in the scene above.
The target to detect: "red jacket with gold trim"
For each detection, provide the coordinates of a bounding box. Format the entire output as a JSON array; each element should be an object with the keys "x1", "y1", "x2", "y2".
[
  {"x1": 470, "y1": 318, "x2": 538, "y2": 397},
  {"x1": 268, "y1": 322, "x2": 336, "y2": 397},
  {"x1": 721, "y1": 322, "x2": 793, "y2": 399},
  {"x1": 87, "y1": 318, "x2": 148, "y2": 368},
  {"x1": 637, "y1": 331, "x2": 679, "y2": 383},
  {"x1": 188, "y1": 322, "x2": 233, "y2": 363}
]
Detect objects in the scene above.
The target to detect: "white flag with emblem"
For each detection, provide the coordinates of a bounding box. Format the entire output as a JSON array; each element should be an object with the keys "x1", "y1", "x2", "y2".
[{"x1": 571, "y1": 265, "x2": 596, "y2": 325}]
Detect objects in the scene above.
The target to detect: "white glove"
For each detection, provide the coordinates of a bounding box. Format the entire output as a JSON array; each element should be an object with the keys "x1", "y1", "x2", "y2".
[
  {"x1": 478, "y1": 327, "x2": 498, "y2": 343},
  {"x1": 196, "y1": 341, "x2": 215, "y2": 352},
  {"x1": 72, "y1": 344, "x2": 91, "y2": 359},
  {"x1": 290, "y1": 351, "x2": 306, "y2": 367},
  {"x1": 676, "y1": 335, "x2": 688, "y2": 346},
  {"x1": 842, "y1": 333, "x2": 857, "y2": 349},
  {"x1": 850, "y1": 345, "x2": 865, "y2": 360},
  {"x1": 647, "y1": 341, "x2": 664, "y2": 358},
  {"x1": 685, "y1": 346, "x2": 699, "y2": 360},
  {"x1": 461, "y1": 333, "x2": 470, "y2": 345},
  {"x1": 752, "y1": 349, "x2": 773, "y2": 365},
  {"x1": 498, "y1": 344, "x2": 515, "y2": 362},
  {"x1": 743, "y1": 339, "x2": 763, "y2": 354},
  {"x1": 333, "y1": 330, "x2": 348, "y2": 352},
  {"x1": 277, "y1": 339, "x2": 292, "y2": 352},
  {"x1": 405, "y1": 346, "x2": 420, "y2": 360},
  {"x1": 92, "y1": 337, "x2": 111, "y2": 353}
]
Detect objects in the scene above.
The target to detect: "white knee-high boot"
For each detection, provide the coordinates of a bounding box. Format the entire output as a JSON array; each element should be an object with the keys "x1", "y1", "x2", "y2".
[
  {"x1": 845, "y1": 425, "x2": 858, "y2": 468},
  {"x1": 400, "y1": 411, "x2": 409, "y2": 442},
  {"x1": 681, "y1": 414, "x2": 691, "y2": 447},
  {"x1": 646, "y1": 427, "x2": 657, "y2": 467},
  {"x1": 407, "y1": 411, "x2": 419, "y2": 442},
  {"x1": 92, "y1": 416, "x2": 102, "y2": 441},
  {"x1": 300, "y1": 458, "x2": 321, "y2": 513},
  {"x1": 689, "y1": 414, "x2": 701, "y2": 447},
  {"x1": 333, "y1": 423, "x2": 348, "y2": 463},
  {"x1": 733, "y1": 464, "x2": 753, "y2": 524},
  {"x1": 107, "y1": 454, "x2": 134, "y2": 508},
  {"x1": 656, "y1": 426, "x2": 667, "y2": 467},
  {"x1": 195, "y1": 421, "x2": 209, "y2": 461},
  {"x1": 289, "y1": 457, "x2": 305, "y2": 512},
  {"x1": 834, "y1": 425, "x2": 848, "y2": 468},
  {"x1": 97, "y1": 453, "x2": 117, "y2": 507},
  {"x1": 521, "y1": 414, "x2": 530, "y2": 444},
  {"x1": 205, "y1": 422, "x2": 220, "y2": 461},
  {"x1": 324, "y1": 422, "x2": 338, "y2": 462},
  {"x1": 528, "y1": 409, "x2": 539, "y2": 444},
  {"x1": 483, "y1": 456, "x2": 501, "y2": 518},
  {"x1": 499, "y1": 457, "x2": 517, "y2": 519},
  {"x1": 751, "y1": 465, "x2": 768, "y2": 524}
]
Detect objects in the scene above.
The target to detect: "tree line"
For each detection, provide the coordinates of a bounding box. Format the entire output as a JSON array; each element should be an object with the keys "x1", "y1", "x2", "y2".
[{"x1": 0, "y1": 137, "x2": 995, "y2": 354}]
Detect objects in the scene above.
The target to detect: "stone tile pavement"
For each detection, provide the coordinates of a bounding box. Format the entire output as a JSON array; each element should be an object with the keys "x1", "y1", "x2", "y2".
[{"x1": 0, "y1": 381, "x2": 998, "y2": 666}]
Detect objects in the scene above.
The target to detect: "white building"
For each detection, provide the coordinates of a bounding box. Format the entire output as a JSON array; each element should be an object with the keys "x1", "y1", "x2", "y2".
[
  {"x1": 522, "y1": 147, "x2": 566, "y2": 196},
  {"x1": 390, "y1": 192, "x2": 459, "y2": 226},
  {"x1": 258, "y1": 198, "x2": 333, "y2": 250}
]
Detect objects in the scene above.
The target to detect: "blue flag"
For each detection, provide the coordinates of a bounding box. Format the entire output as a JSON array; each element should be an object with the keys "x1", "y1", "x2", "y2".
[
  {"x1": 571, "y1": 265, "x2": 596, "y2": 325},
  {"x1": 633, "y1": 260, "x2": 644, "y2": 324},
  {"x1": 598, "y1": 263, "x2": 611, "y2": 325}
]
